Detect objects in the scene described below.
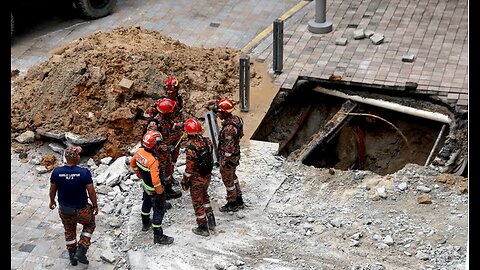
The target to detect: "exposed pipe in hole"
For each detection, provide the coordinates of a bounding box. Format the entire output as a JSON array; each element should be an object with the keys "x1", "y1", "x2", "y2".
[
  {"x1": 352, "y1": 125, "x2": 365, "y2": 169},
  {"x1": 340, "y1": 112, "x2": 410, "y2": 149},
  {"x1": 313, "y1": 87, "x2": 451, "y2": 124},
  {"x1": 424, "y1": 124, "x2": 447, "y2": 166}
]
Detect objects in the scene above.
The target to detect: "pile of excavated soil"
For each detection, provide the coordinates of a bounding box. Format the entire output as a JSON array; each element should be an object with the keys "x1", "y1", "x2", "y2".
[{"x1": 11, "y1": 26, "x2": 261, "y2": 159}]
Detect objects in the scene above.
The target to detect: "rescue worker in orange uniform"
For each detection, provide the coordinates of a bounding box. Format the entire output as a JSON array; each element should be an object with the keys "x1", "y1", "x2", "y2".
[
  {"x1": 130, "y1": 130, "x2": 174, "y2": 245},
  {"x1": 143, "y1": 77, "x2": 185, "y2": 186},
  {"x1": 213, "y1": 98, "x2": 245, "y2": 212},
  {"x1": 141, "y1": 118, "x2": 173, "y2": 210},
  {"x1": 151, "y1": 98, "x2": 183, "y2": 200},
  {"x1": 181, "y1": 118, "x2": 216, "y2": 236}
]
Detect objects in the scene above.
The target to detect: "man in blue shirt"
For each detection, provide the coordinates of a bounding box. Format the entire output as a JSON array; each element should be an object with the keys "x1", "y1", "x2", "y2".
[{"x1": 49, "y1": 146, "x2": 98, "y2": 265}]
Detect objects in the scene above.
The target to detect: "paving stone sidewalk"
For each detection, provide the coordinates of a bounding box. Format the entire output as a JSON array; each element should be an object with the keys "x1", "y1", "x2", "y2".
[{"x1": 251, "y1": 0, "x2": 468, "y2": 110}]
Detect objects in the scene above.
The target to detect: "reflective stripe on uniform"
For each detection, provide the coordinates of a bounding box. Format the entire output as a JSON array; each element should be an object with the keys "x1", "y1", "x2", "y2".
[
  {"x1": 142, "y1": 180, "x2": 155, "y2": 191},
  {"x1": 152, "y1": 224, "x2": 162, "y2": 228},
  {"x1": 226, "y1": 185, "x2": 236, "y2": 191},
  {"x1": 81, "y1": 232, "x2": 92, "y2": 238},
  {"x1": 66, "y1": 239, "x2": 76, "y2": 245},
  {"x1": 203, "y1": 203, "x2": 211, "y2": 208},
  {"x1": 136, "y1": 162, "x2": 150, "y2": 172},
  {"x1": 154, "y1": 183, "x2": 162, "y2": 187},
  {"x1": 196, "y1": 213, "x2": 206, "y2": 219},
  {"x1": 141, "y1": 212, "x2": 150, "y2": 216},
  {"x1": 234, "y1": 179, "x2": 239, "y2": 184},
  {"x1": 184, "y1": 173, "x2": 192, "y2": 178},
  {"x1": 225, "y1": 152, "x2": 232, "y2": 157}
]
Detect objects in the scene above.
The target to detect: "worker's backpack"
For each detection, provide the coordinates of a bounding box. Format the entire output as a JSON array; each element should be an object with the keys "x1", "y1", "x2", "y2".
[{"x1": 188, "y1": 137, "x2": 213, "y2": 176}]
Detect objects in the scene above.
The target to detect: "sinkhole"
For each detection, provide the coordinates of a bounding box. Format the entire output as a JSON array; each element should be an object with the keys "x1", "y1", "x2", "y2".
[{"x1": 252, "y1": 78, "x2": 453, "y2": 176}]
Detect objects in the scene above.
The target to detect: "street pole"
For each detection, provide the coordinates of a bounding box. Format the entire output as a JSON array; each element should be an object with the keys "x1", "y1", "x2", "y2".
[{"x1": 308, "y1": 0, "x2": 332, "y2": 34}]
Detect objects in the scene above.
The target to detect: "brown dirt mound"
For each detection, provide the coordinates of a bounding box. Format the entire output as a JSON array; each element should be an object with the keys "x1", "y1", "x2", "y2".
[{"x1": 11, "y1": 26, "x2": 260, "y2": 159}]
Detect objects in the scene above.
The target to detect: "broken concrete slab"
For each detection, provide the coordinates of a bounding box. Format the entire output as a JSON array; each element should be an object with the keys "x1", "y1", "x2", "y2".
[
  {"x1": 364, "y1": 30, "x2": 374, "y2": 38},
  {"x1": 96, "y1": 185, "x2": 110, "y2": 195},
  {"x1": 119, "y1": 78, "x2": 134, "y2": 89},
  {"x1": 35, "y1": 166, "x2": 48, "y2": 174},
  {"x1": 36, "y1": 129, "x2": 65, "y2": 140},
  {"x1": 100, "y1": 249, "x2": 117, "y2": 264},
  {"x1": 335, "y1": 38, "x2": 348, "y2": 46},
  {"x1": 101, "y1": 157, "x2": 113, "y2": 165},
  {"x1": 94, "y1": 164, "x2": 109, "y2": 178},
  {"x1": 29, "y1": 156, "x2": 42, "y2": 165},
  {"x1": 402, "y1": 54, "x2": 415, "y2": 62},
  {"x1": 65, "y1": 132, "x2": 107, "y2": 145},
  {"x1": 353, "y1": 29, "x2": 365, "y2": 39},
  {"x1": 94, "y1": 156, "x2": 129, "y2": 187},
  {"x1": 370, "y1": 33, "x2": 384, "y2": 45},
  {"x1": 15, "y1": 131, "x2": 35, "y2": 144},
  {"x1": 87, "y1": 158, "x2": 97, "y2": 167},
  {"x1": 48, "y1": 142, "x2": 65, "y2": 154},
  {"x1": 102, "y1": 203, "x2": 115, "y2": 214}
]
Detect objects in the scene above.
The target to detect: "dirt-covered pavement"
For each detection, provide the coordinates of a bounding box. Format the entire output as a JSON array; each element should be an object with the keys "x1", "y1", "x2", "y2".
[{"x1": 11, "y1": 137, "x2": 468, "y2": 270}]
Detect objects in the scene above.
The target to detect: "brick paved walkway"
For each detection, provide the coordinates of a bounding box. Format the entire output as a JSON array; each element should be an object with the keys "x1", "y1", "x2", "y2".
[{"x1": 251, "y1": 0, "x2": 468, "y2": 110}]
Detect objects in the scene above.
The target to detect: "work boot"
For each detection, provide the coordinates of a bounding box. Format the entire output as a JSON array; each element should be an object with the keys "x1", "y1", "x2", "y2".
[
  {"x1": 154, "y1": 234, "x2": 174, "y2": 245},
  {"x1": 141, "y1": 214, "x2": 151, "y2": 231},
  {"x1": 68, "y1": 249, "x2": 78, "y2": 266},
  {"x1": 207, "y1": 212, "x2": 216, "y2": 230},
  {"x1": 153, "y1": 228, "x2": 174, "y2": 245},
  {"x1": 192, "y1": 223, "x2": 210, "y2": 237},
  {"x1": 236, "y1": 196, "x2": 245, "y2": 209},
  {"x1": 165, "y1": 183, "x2": 182, "y2": 200},
  {"x1": 73, "y1": 245, "x2": 89, "y2": 264},
  {"x1": 219, "y1": 201, "x2": 238, "y2": 212},
  {"x1": 170, "y1": 175, "x2": 179, "y2": 186},
  {"x1": 165, "y1": 201, "x2": 172, "y2": 210}
]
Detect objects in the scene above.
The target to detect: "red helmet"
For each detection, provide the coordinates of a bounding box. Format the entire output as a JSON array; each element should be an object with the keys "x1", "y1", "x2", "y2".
[
  {"x1": 155, "y1": 98, "x2": 176, "y2": 114},
  {"x1": 142, "y1": 130, "x2": 163, "y2": 150},
  {"x1": 184, "y1": 118, "x2": 202, "y2": 135},
  {"x1": 216, "y1": 98, "x2": 235, "y2": 113},
  {"x1": 164, "y1": 77, "x2": 179, "y2": 93}
]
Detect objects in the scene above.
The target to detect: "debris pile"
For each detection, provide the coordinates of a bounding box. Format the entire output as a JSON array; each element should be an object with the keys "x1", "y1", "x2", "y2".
[{"x1": 11, "y1": 26, "x2": 260, "y2": 159}]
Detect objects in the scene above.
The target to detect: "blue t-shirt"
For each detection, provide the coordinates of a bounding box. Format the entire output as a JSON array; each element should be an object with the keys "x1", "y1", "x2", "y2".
[{"x1": 50, "y1": 165, "x2": 93, "y2": 209}]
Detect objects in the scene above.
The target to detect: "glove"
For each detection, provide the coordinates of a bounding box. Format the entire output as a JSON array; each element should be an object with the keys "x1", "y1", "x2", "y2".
[
  {"x1": 211, "y1": 102, "x2": 219, "y2": 113},
  {"x1": 133, "y1": 169, "x2": 141, "y2": 179},
  {"x1": 174, "y1": 122, "x2": 184, "y2": 129},
  {"x1": 181, "y1": 176, "x2": 190, "y2": 191},
  {"x1": 167, "y1": 145, "x2": 175, "y2": 153},
  {"x1": 154, "y1": 185, "x2": 164, "y2": 195}
]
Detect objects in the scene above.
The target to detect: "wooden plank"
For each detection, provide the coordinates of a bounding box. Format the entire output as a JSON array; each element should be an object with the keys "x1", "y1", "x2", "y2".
[
  {"x1": 294, "y1": 100, "x2": 357, "y2": 162},
  {"x1": 278, "y1": 105, "x2": 313, "y2": 154}
]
